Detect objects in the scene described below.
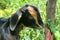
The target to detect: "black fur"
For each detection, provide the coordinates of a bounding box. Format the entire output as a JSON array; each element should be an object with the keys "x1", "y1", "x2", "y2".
[{"x1": 0, "y1": 4, "x2": 43, "y2": 40}]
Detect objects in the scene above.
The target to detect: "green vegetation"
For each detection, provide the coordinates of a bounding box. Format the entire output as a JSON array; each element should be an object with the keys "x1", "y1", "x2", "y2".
[{"x1": 0, "y1": 0, "x2": 60, "y2": 40}]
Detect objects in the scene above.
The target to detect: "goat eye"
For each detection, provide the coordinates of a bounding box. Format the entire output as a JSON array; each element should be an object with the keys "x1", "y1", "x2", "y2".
[{"x1": 28, "y1": 16, "x2": 33, "y2": 19}]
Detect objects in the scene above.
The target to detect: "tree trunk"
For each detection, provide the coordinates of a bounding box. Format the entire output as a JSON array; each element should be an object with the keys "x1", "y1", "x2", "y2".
[
  {"x1": 46, "y1": 0, "x2": 56, "y2": 23},
  {"x1": 45, "y1": 0, "x2": 56, "y2": 40}
]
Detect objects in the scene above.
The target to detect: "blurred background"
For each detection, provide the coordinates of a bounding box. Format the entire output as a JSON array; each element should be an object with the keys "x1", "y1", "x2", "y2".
[{"x1": 0, "y1": 0, "x2": 60, "y2": 40}]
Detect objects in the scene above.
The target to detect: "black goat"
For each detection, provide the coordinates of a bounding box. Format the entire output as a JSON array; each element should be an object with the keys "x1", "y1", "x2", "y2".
[{"x1": 0, "y1": 4, "x2": 43, "y2": 40}]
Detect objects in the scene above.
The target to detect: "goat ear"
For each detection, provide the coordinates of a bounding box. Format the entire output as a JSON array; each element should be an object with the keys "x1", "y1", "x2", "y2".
[{"x1": 10, "y1": 10, "x2": 22, "y2": 31}]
